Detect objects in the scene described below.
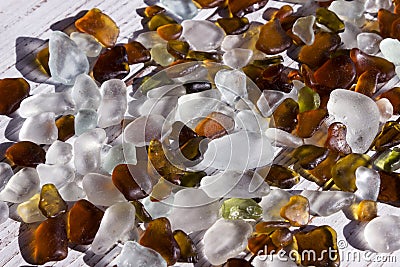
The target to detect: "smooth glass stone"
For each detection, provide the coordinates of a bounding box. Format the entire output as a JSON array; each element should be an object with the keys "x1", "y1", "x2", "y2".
[
  {"x1": 376, "y1": 98, "x2": 393, "y2": 123},
  {"x1": 280, "y1": 195, "x2": 310, "y2": 226},
  {"x1": 234, "y1": 110, "x2": 269, "y2": 133},
  {"x1": 364, "y1": 215, "x2": 400, "y2": 252},
  {"x1": 365, "y1": 0, "x2": 391, "y2": 14},
  {"x1": 379, "y1": 87, "x2": 400, "y2": 114},
  {"x1": 316, "y1": 8, "x2": 345, "y2": 33},
  {"x1": 75, "y1": 8, "x2": 119, "y2": 47},
  {"x1": 167, "y1": 40, "x2": 189, "y2": 59},
  {"x1": 93, "y1": 46, "x2": 130, "y2": 84},
  {"x1": 220, "y1": 198, "x2": 262, "y2": 220},
  {"x1": 355, "y1": 166, "x2": 380, "y2": 201},
  {"x1": 192, "y1": 0, "x2": 226, "y2": 8},
  {"x1": 314, "y1": 55, "x2": 356, "y2": 90},
  {"x1": 221, "y1": 23, "x2": 260, "y2": 52},
  {"x1": 217, "y1": 17, "x2": 250, "y2": 35},
  {"x1": 0, "y1": 78, "x2": 30, "y2": 115},
  {"x1": 378, "y1": 171, "x2": 400, "y2": 206},
  {"x1": 102, "y1": 143, "x2": 137, "y2": 174},
  {"x1": 203, "y1": 218, "x2": 252, "y2": 265},
  {"x1": 36, "y1": 46, "x2": 50, "y2": 75},
  {"x1": 68, "y1": 199, "x2": 103, "y2": 245},
  {"x1": 380, "y1": 38, "x2": 400, "y2": 65},
  {"x1": 16, "y1": 194, "x2": 46, "y2": 223},
  {"x1": 181, "y1": 20, "x2": 225, "y2": 51},
  {"x1": 142, "y1": 195, "x2": 174, "y2": 219},
  {"x1": 354, "y1": 69, "x2": 379, "y2": 97},
  {"x1": 332, "y1": 153, "x2": 371, "y2": 192},
  {"x1": 97, "y1": 79, "x2": 127, "y2": 128},
  {"x1": 256, "y1": 19, "x2": 291, "y2": 55},
  {"x1": 271, "y1": 98, "x2": 299, "y2": 133},
  {"x1": 136, "y1": 31, "x2": 167, "y2": 49},
  {"x1": 257, "y1": 90, "x2": 286, "y2": 117},
  {"x1": 261, "y1": 164, "x2": 300, "y2": 189},
  {"x1": 0, "y1": 167, "x2": 40, "y2": 203},
  {"x1": 168, "y1": 188, "x2": 219, "y2": 233},
  {"x1": 222, "y1": 48, "x2": 253, "y2": 69},
  {"x1": 297, "y1": 86, "x2": 320, "y2": 113},
  {"x1": 75, "y1": 109, "x2": 98, "y2": 136},
  {"x1": 124, "y1": 114, "x2": 170, "y2": 146},
  {"x1": 150, "y1": 44, "x2": 175, "y2": 67},
  {"x1": 140, "y1": 217, "x2": 180, "y2": 265},
  {"x1": 342, "y1": 22, "x2": 362, "y2": 49},
  {"x1": 39, "y1": 184, "x2": 67, "y2": 218},
  {"x1": 145, "y1": 5, "x2": 165, "y2": 17},
  {"x1": 377, "y1": 9, "x2": 399, "y2": 38},
  {"x1": 228, "y1": 0, "x2": 269, "y2": 17},
  {"x1": 301, "y1": 190, "x2": 355, "y2": 216},
  {"x1": 325, "y1": 122, "x2": 352, "y2": 156},
  {"x1": 37, "y1": 164, "x2": 75, "y2": 188},
  {"x1": 292, "y1": 145, "x2": 329, "y2": 170},
  {"x1": 352, "y1": 200, "x2": 377, "y2": 221},
  {"x1": 74, "y1": 128, "x2": 106, "y2": 175},
  {"x1": 56, "y1": 115, "x2": 75, "y2": 141},
  {"x1": 327, "y1": 89, "x2": 380, "y2": 153},
  {"x1": 71, "y1": 74, "x2": 101, "y2": 111},
  {"x1": 19, "y1": 91, "x2": 75, "y2": 118},
  {"x1": 117, "y1": 241, "x2": 167, "y2": 267},
  {"x1": 92, "y1": 202, "x2": 136, "y2": 254},
  {"x1": 123, "y1": 41, "x2": 151, "y2": 64},
  {"x1": 200, "y1": 171, "x2": 269, "y2": 198},
  {"x1": 357, "y1": 32, "x2": 382, "y2": 54},
  {"x1": 19, "y1": 112, "x2": 58, "y2": 145},
  {"x1": 173, "y1": 230, "x2": 198, "y2": 263},
  {"x1": 82, "y1": 173, "x2": 125, "y2": 206},
  {"x1": 194, "y1": 111, "x2": 234, "y2": 139},
  {"x1": 58, "y1": 182, "x2": 86, "y2": 202},
  {"x1": 161, "y1": 0, "x2": 198, "y2": 19},
  {"x1": 5, "y1": 141, "x2": 45, "y2": 168},
  {"x1": 186, "y1": 50, "x2": 222, "y2": 61},
  {"x1": 374, "y1": 148, "x2": 400, "y2": 172},
  {"x1": 70, "y1": 32, "x2": 102, "y2": 57},
  {"x1": 157, "y1": 24, "x2": 183, "y2": 41},
  {"x1": 147, "y1": 14, "x2": 176, "y2": 31},
  {"x1": 292, "y1": 15, "x2": 315, "y2": 45},
  {"x1": 328, "y1": 0, "x2": 365, "y2": 22},
  {"x1": 296, "y1": 109, "x2": 327, "y2": 138},
  {"x1": 48, "y1": 31, "x2": 89, "y2": 85},
  {"x1": 0, "y1": 163, "x2": 13, "y2": 192},
  {"x1": 259, "y1": 189, "x2": 291, "y2": 221},
  {"x1": 304, "y1": 151, "x2": 340, "y2": 186}
]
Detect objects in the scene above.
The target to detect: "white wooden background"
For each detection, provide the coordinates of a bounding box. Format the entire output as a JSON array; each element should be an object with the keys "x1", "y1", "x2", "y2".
[{"x1": 0, "y1": 0, "x2": 400, "y2": 266}]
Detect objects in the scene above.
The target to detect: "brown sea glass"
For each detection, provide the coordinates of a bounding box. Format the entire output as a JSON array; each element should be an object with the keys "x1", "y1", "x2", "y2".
[
  {"x1": 123, "y1": 41, "x2": 151, "y2": 64},
  {"x1": 36, "y1": 47, "x2": 50, "y2": 75},
  {"x1": 167, "y1": 40, "x2": 190, "y2": 59},
  {"x1": 171, "y1": 121, "x2": 198, "y2": 147},
  {"x1": 271, "y1": 98, "x2": 299, "y2": 132},
  {"x1": 75, "y1": 8, "x2": 119, "y2": 47},
  {"x1": 296, "y1": 109, "x2": 327, "y2": 138},
  {"x1": 39, "y1": 184, "x2": 67, "y2": 218},
  {"x1": 187, "y1": 50, "x2": 222, "y2": 61},
  {"x1": 355, "y1": 70, "x2": 379, "y2": 97},
  {"x1": 194, "y1": 112, "x2": 234, "y2": 139},
  {"x1": 280, "y1": 195, "x2": 310, "y2": 227},
  {"x1": 148, "y1": 14, "x2": 176, "y2": 31},
  {"x1": 270, "y1": 227, "x2": 293, "y2": 248},
  {"x1": 292, "y1": 145, "x2": 329, "y2": 170},
  {"x1": 5, "y1": 141, "x2": 45, "y2": 167},
  {"x1": 144, "y1": 5, "x2": 165, "y2": 17},
  {"x1": 372, "y1": 121, "x2": 400, "y2": 151},
  {"x1": 192, "y1": 0, "x2": 226, "y2": 8},
  {"x1": 325, "y1": 122, "x2": 352, "y2": 156},
  {"x1": 378, "y1": 9, "x2": 400, "y2": 38},
  {"x1": 378, "y1": 171, "x2": 400, "y2": 207},
  {"x1": 139, "y1": 217, "x2": 180, "y2": 265},
  {"x1": 353, "y1": 200, "x2": 377, "y2": 221},
  {"x1": 305, "y1": 151, "x2": 340, "y2": 186},
  {"x1": 157, "y1": 24, "x2": 183, "y2": 41},
  {"x1": 55, "y1": 115, "x2": 75, "y2": 141},
  {"x1": 225, "y1": 258, "x2": 253, "y2": 267},
  {"x1": 131, "y1": 200, "x2": 152, "y2": 223},
  {"x1": 256, "y1": 19, "x2": 292, "y2": 55},
  {"x1": 173, "y1": 230, "x2": 198, "y2": 263},
  {"x1": 68, "y1": 199, "x2": 104, "y2": 245},
  {"x1": 264, "y1": 164, "x2": 300, "y2": 189},
  {"x1": 0, "y1": 78, "x2": 30, "y2": 115},
  {"x1": 228, "y1": 0, "x2": 269, "y2": 17},
  {"x1": 378, "y1": 87, "x2": 400, "y2": 114},
  {"x1": 216, "y1": 17, "x2": 250, "y2": 35},
  {"x1": 247, "y1": 233, "x2": 277, "y2": 255},
  {"x1": 93, "y1": 46, "x2": 130, "y2": 84},
  {"x1": 112, "y1": 163, "x2": 151, "y2": 200}
]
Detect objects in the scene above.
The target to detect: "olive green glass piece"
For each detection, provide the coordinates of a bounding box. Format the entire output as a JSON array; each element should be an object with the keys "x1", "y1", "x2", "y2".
[
  {"x1": 316, "y1": 8, "x2": 345, "y2": 33},
  {"x1": 292, "y1": 145, "x2": 329, "y2": 170},
  {"x1": 39, "y1": 184, "x2": 67, "y2": 218},
  {"x1": 148, "y1": 14, "x2": 176, "y2": 31},
  {"x1": 297, "y1": 86, "x2": 320, "y2": 113},
  {"x1": 374, "y1": 148, "x2": 400, "y2": 172},
  {"x1": 220, "y1": 198, "x2": 263, "y2": 220}
]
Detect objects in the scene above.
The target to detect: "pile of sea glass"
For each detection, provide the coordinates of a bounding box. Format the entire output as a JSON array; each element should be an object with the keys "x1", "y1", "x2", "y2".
[{"x1": 1, "y1": 0, "x2": 400, "y2": 266}]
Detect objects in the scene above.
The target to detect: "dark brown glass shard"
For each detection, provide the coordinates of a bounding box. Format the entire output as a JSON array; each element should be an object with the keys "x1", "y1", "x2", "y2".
[
  {"x1": 264, "y1": 164, "x2": 300, "y2": 189},
  {"x1": 93, "y1": 46, "x2": 130, "y2": 84},
  {"x1": 123, "y1": 41, "x2": 151, "y2": 64},
  {"x1": 173, "y1": 230, "x2": 198, "y2": 263},
  {"x1": 0, "y1": 78, "x2": 30, "y2": 115},
  {"x1": 5, "y1": 141, "x2": 45, "y2": 168},
  {"x1": 292, "y1": 145, "x2": 329, "y2": 170},
  {"x1": 378, "y1": 171, "x2": 400, "y2": 207},
  {"x1": 183, "y1": 81, "x2": 212, "y2": 94},
  {"x1": 305, "y1": 151, "x2": 340, "y2": 186},
  {"x1": 296, "y1": 109, "x2": 328, "y2": 138},
  {"x1": 228, "y1": 0, "x2": 269, "y2": 17},
  {"x1": 256, "y1": 19, "x2": 292, "y2": 55},
  {"x1": 112, "y1": 164, "x2": 152, "y2": 200},
  {"x1": 225, "y1": 258, "x2": 253, "y2": 267},
  {"x1": 271, "y1": 98, "x2": 299, "y2": 133},
  {"x1": 216, "y1": 17, "x2": 250, "y2": 35},
  {"x1": 55, "y1": 115, "x2": 75, "y2": 141}
]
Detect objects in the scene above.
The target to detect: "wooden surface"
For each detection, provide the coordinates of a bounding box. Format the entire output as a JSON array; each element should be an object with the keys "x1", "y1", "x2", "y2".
[{"x1": 0, "y1": 0, "x2": 400, "y2": 266}]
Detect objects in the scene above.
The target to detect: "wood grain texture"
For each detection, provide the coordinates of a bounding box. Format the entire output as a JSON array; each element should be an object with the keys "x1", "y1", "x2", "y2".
[{"x1": 0, "y1": 0, "x2": 399, "y2": 266}]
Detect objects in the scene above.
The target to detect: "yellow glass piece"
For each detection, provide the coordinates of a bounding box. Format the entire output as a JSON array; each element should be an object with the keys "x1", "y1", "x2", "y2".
[
  {"x1": 280, "y1": 195, "x2": 310, "y2": 227},
  {"x1": 39, "y1": 184, "x2": 68, "y2": 218}
]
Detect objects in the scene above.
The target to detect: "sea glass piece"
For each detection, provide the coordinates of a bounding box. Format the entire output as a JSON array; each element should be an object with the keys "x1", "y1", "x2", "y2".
[
  {"x1": 353, "y1": 200, "x2": 377, "y2": 221},
  {"x1": 292, "y1": 15, "x2": 315, "y2": 45},
  {"x1": 372, "y1": 121, "x2": 400, "y2": 151},
  {"x1": 91, "y1": 202, "x2": 136, "y2": 254},
  {"x1": 223, "y1": 48, "x2": 253, "y2": 69},
  {"x1": 139, "y1": 217, "x2": 180, "y2": 265},
  {"x1": 380, "y1": 38, "x2": 400, "y2": 65},
  {"x1": 136, "y1": 31, "x2": 167, "y2": 49},
  {"x1": 36, "y1": 46, "x2": 50, "y2": 75},
  {"x1": 280, "y1": 195, "x2": 309, "y2": 226},
  {"x1": 297, "y1": 86, "x2": 320, "y2": 113},
  {"x1": 102, "y1": 143, "x2": 137, "y2": 174},
  {"x1": 151, "y1": 44, "x2": 175, "y2": 66},
  {"x1": 55, "y1": 115, "x2": 75, "y2": 141},
  {"x1": 325, "y1": 122, "x2": 352, "y2": 156},
  {"x1": 357, "y1": 32, "x2": 382, "y2": 54},
  {"x1": 148, "y1": 14, "x2": 176, "y2": 31},
  {"x1": 192, "y1": 0, "x2": 226, "y2": 8},
  {"x1": 377, "y1": 171, "x2": 400, "y2": 207},
  {"x1": 183, "y1": 81, "x2": 212, "y2": 94},
  {"x1": 376, "y1": 98, "x2": 393, "y2": 123},
  {"x1": 38, "y1": 164, "x2": 75, "y2": 195},
  {"x1": 228, "y1": 0, "x2": 269, "y2": 17},
  {"x1": 59, "y1": 182, "x2": 86, "y2": 202},
  {"x1": 377, "y1": 9, "x2": 399, "y2": 38},
  {"x1": 173, "y1": 230, "x2": 198, "y2": 263},
  {"x1": 304, "y1": 151, "x2": 340, "y2": 186},
  {"x1": 217, "y1": 17, "x2": 250, "y2": 35},
  {"x1": 93, "y1": 46, "x2": 129, "y2": 83},
  {"x1": 354, "y1": 69, "x2": 379, "y2": 97},
  {"x1": 97, "y1": 79, "x2": 127, "y2": 128},
  {"x1": 256, "y1": 19, "x2": 291, "y2": 55},
  {"x1": 74, "y1": 109, "x2": 98, "y2": 136},
  {"x1": 117, "y1": 241, "x2": 167, "y2": 267},
  {"x1": 16, "y1": 194, "x2": 46, "y2": 223},
  {"x1": 292, "y1": 145, "x2": 329, "y2": 170},
  {"x1": 123, "y1": 41, "x2": 151, "y2": 64},
  {"x1": 75, "y1": 8, "x2": 119, "y2": 47},
  {"x1": 259, "y1": 189, "x2": 291, "y2": 221},
  {"x1": 374, "y1": 148, "x2": 400, "y2": 172},
  {"x1": 365, "y1": 0, "x2": 391, "y2": 13},
  {"x1": 203, "y1": 218, "x2": 252, "y2": 266},
  {"x1": 0, "y1": 78, "x2": 30, "y2": 115},
  {"x1": 316, "y1": 8, "x2": 345, "y2": 33},
  {"x1": 195, "y1": 112, "x2": 234, "y2": 139},
  {"x1": 68, "y1": 199, "x2": 104, "y2": 245},
  {"x1": 301, "y1": 190, "x2": 355, "y2": 216},
  {"x1": 112, "y1": 164, "x2": 152, "y2": 200},
  {"x1": 144, "y1": 5, "x2": 165, "y2": 17},
  {"x1": 314, "y1": 55, "x2": 356, "y2": 90},
  {"x1": 72, "y1": 74, "x2": 101, "y2": 111},
  {"x1": 271, "y1": 98, "x2": 299, "y2": 133},
  {"x1": 19, "y1": 112, "x2": 58, "y2": 144},
  {"x1": 39, "y1": 184, "x2": 67, "y2": 218},
  {"x1": 70, "y1": 32, "x2": 102, "y2": 57},
  {"x1": 262, "y1": 164, "x2": 300, "y2": 189},
  {"x1": 157, "y1": 24, "x2": 182, "y2": 41},
  {"x1": 220, "y1": 198, "x2": 262, "y2": 220},
  {"x1": 124, "y1": 114, "x2": 170, "y2": 146},
  {"x1": 181, "y1": 20, "x2": 225, "y2": 51},
  {"x1": 82, "y1": 173, "x2": 125, "y2": 206},
  {"x1": 364, "y1": 215, "x2": 400, "y2": 252},
  {"x1": 167, "y1": 40, "x2": 190, "y2": 59},
  {"x1": 296, "y1": 109, "x2": 327, "y2": 138},
  {"x1": 379, "y1": 87, "x2": 400, "y2": 114},
  {"x1": 160, "y1": 0, "x2": 198, "y2": 20},
  {"x1": 0, "y1": 163, "x2": 13, "y2": 192},
  {"x1": 215, "y1": 69, "x2": 247, "y2": 104},
  {"x1": 5, "y1": 141, "x2": 45, "y2": 168},
  {"x1": 234, "y1": 110, "x2": 269, "y2": 133}
]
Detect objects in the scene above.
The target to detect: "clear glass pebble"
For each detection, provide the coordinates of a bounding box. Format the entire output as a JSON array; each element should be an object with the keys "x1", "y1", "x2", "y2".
[
  {"x1": 0, "y1": 163, "x2": 14, "y2": 192},
  {"x1": 150, "y1": 44, "x2": 175, "y2": 67},
  {"x1": 46, "y1": 140, "x2": 73, "y2": 165},
  {"x1": 234, "y1": 110, "x2": 269, "y2": 133},
  {"x1": 70, "y1": 32, "x2": 102, "y2": 58},
  {"x1": 379, "y1": 38, "x2": 400, "y2": 65},
  {"x1": 139, "y1": 96, "x2": 178, "y2": 118},
  {"x1": 355, "y1": 166, "x2": 380, "y2": 201},
  {"x1": 160, "y1": 0, "x2": 198, "y2": 19},
  {"x1": 136, "y1": 31, "x2": 167, "y2": 49},
  {"x1": 292, "y1": 15, "x2": 316, "y2": 45},
  {"x1": 181, "y1": 20, "x2": 225, "y2": 51},
  {"x1": 376, "y1": 98, "x2": 393, "y2": 123},
  {"x1": 37, "y1": 164, "x2": 75, "y2": 188},
  {"x1": 356, "y1": 32, "x2": 382, "y2": 54},
  {"x1": 0, "y1": 201, "x2": 9, "y2": 225},
  {"x1": 215, "y1": 69, "x2": 248, "y2": 104},
  {"x1": 72, "y1": 74, "x2": 102, "y2": 111},
  {"x1": 222, "y1": 48, "x2": 253, "y2": 69},
  {"x1": 97, "y1": 79, "x2": 127, "y2": 128},
  {"x1": 82, "y1": 173, "x2": 126, "y2": 206},
  {"x1": 259, "y1": 189, "x2": 291, "y2": 221},
  {"x1": 58, "y1": 182, "x2": 86, "y2": 202},
  {"x1": 19, "y1": 112, "x2": 58, "y2": 144},
  {"x1": 265, "y1": 128, "x2": 304, "y2": 148},
  {"x1": 101, "y1": 143, "x2": 137, "y2": 174},
  {"x1": 364, "y1": 215, "x2": 400, "y2": 253},
  {"x1": 301, "y1": 190, "x2": 356, "y2": 216},
  {"x1": 0, "y1": 167, "x2": 40, "y2": 203},
  {"x1": 75, "y1": 109, "x2": 98, "y2": 136},
  {"x1": 364, "y1": 0, "x2": 391, "y2": 13},
  {"x1": 117, "y1": 241, "x2": 167, "y2": 267}
]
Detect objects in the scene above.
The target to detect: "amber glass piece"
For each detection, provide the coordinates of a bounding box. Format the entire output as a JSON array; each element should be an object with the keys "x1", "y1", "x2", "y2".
[
  {"x1": 75, "y1": 8, "x2": 119, "y2": 47},
  {"x1": 123, "y1": 41, "x2": 151, "y2": 64},
  {"x1": 131, "y1": 200, "x2": 152, "y2": 223},
  {"x1": 391, "y1": 17, "x2": 400, "y2": 39},
  {"x1": 353, "y1": 200, "x2": 377, "y2": 221},
  {"x1": 316, "y1": 8, "x2": 345, "y2": 33},
  {"x1": 228, "y1": 0, "x2": 268, "y2": 16},
  {"x1": 55, "y1": 115, "x2": 75, "y2": 141},
  {"x1": 256, "y1": 19, "x2": 292, "y2": 55},
  {"x1": 39, "y1": 184, "x2": 67, "y2": 218},
  {"x1": 226, "y1": 258, "x2": 253, "y2": 267},
  {"x1": 33, "y1": 215, "x2": 68, "y2": 264},
  {"x1": 280, "y1": 195, "x2": 310, "y2": 227},
  {"x1": 298, "y1": 32, "x2": 341, "y2": 69},
  {"x1": 271, "y1": 98, "x2": 299, "y2": 133},
  {"x1": 148, "y1": 14, "x2": 176, "y2": 31},
  {"x1": 294, "y1": 226, "x2": 340, "y2": 267},
  {"x1": 378, "y1": 87, "x2": 400, "y2": 114},
  {"x1": 378, "y1": 9, "x2": 400, "y2": 38},
  {"x1": 144, "y1": 5, "x2": 165, "y2": 17},
  {"x1": 325, "y1": 122, "x2": 352, "y2": 156},
  {"x1": 157, "y1": 24, "x2": 183, "y2": 41},
  {"x1": 350, "y1": 48, "x2": 395, "y2": 83},
  {"x1": 292, "y1": 145, "x2": 329, "y2": 170},
  {"x1": 171, "y1": 121, "x2": 198, "y2": 147},
  {"x1": 304, "y1": 151, "x2": 340, "y2": 186},
  {"x1": 93, "y1": 46, "x2": 130, "y2": 83},
  {"x1": 180, "y1": 136, "x2": 205, "y2": 160},
  {"x1": 36, "y1": 47, "x2": 50, "y2": 75},
  {"x1": 195, "y1": 112, "x2": 234, "y2": 139},
  {"x1": 68, "y1": 199, "x2": 104, "y2": 245},
  {"x1": 271, "y1": 5, "x2": 294, "y2": 21},
  {"x1": 270, "y1": 227, "x2": 293, "y2": 247},
  {"x1": 372, "y1": 121, "x2": 400, "y2": 151},
  {"x1": 183, "y1": 81, "x2": 212, "y2": 94},
  {"x1": 355, "y1": 70, "x2": 378, "y2": 97},
  {"x1": 0, "y1": 78, "x2": 30, "y2": 115},
  {"x1": 112, "y1": 164, "x2": 151, "y2": 200},
  {"x1": 5, "y1": 141, "x2": 45, "y2": 168},
  {"x1": 139, "y1": 217, "x2": 180, "y2": 265},
  {"x1": 247, "y1": 234, "x2": 277, "y2": 255},
  {"x1": 167, "y1": 40, "x2": 190, "y2": 59},
  {"x1": 193, "y1": 0, "x2": 226, "y2": 8},
  {"x1": 378, "y1": 171, "x2": 400, "y2": 207},
  {"x1": 173, "y1": 230, "x2": 198, "y2": 263},
  {"x1": 216, "y1": 17, "x2": 249, "y2": 35},
  {"x1": 264, "y1": 164, "x2": 300, "y2": 189},
  {"x1": 186, "y1": 50, "x2": 222, "y2": 61},
  {"x1": 296, "y1": 109, "x2": 327, "y2": 138},
  {"x1": 332, "y1": 153, "x2": 371, "y2": 192},
  {"x1": 314, "y1": 55, "x2": 356, "y2": 90}
]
